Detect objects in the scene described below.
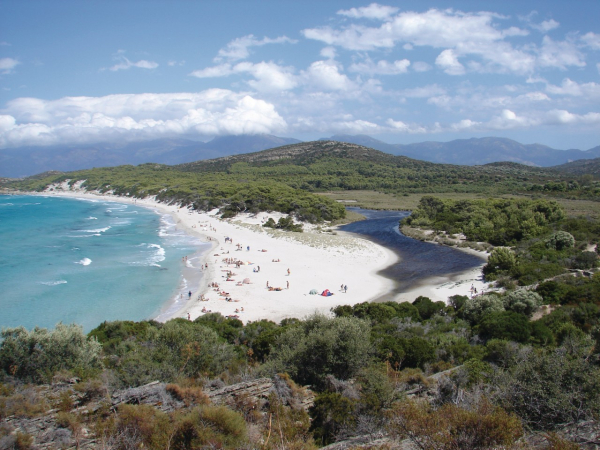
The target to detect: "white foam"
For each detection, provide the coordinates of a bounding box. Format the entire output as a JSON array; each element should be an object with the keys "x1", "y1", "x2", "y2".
[
  {"x1": 84, "y1": 226, "x2": 111, "y2": 233},
  {"x1": 40, "y1": 280, "x2": 68, "y2": 286},
  {"x1": 148, "y1": 243, "x2": 166, "y2": 266},
  {"x1": 87, "y1": 216, "x2": 98, "y2": 220},
  {"x1": 76, "y1": 258, "x2": 92, "y2": 266}
]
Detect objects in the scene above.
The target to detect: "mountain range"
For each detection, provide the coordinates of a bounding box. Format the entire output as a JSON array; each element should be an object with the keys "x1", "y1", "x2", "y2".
[
  {"x1": 1, "y1": 134, "x2": 598, "y2": 178},
  {"x1": 325, "y1": 135, "x2": 600, "y2": 167},
  {"x1": 0, "y1": 135, "x2": 301, "y2": 178}
]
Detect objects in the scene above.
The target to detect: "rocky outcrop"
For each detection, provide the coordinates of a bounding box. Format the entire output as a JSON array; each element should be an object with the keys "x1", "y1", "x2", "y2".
[{"x1": 0, "y1": 376, "x2": 315, "y2": 449}]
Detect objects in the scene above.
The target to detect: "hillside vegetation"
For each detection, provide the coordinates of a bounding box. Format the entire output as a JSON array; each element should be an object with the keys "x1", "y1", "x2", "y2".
[
  {"x1": 1, "y1": 288, "x2": 598, "y2": 448},
  {"x1": 3, "y1": 141, "x2": 599, "y2": 223}
]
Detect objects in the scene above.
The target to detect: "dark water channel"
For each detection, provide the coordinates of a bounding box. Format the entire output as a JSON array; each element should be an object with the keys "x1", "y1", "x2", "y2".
[{"x1": 339, "y1": 208, "x2": 485, "y2": 300}]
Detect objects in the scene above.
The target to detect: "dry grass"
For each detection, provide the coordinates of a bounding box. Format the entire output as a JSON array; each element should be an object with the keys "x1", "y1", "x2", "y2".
[{"x1": 552, "y1": 198, "x2": 600, "y2": 219}]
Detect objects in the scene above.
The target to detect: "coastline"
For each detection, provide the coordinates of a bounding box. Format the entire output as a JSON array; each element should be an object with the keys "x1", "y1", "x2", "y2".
[{"x1": 17, "y1": 184, "x2": 491, "y2": 323}]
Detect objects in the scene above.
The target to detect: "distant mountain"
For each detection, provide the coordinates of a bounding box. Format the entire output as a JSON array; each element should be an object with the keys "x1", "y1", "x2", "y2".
[
  {"x1": 0, "y1": 134, "x2": 301, "y2": 178},
  {"x1": 551, "y1": 157, "x2": 600, "y2": 178},
  {"x1": 178, "y1": 139, "x2": 420, "y2": 173},
  {"x1": 324, "y1": 135, "x2": 600, "y2": 167}
]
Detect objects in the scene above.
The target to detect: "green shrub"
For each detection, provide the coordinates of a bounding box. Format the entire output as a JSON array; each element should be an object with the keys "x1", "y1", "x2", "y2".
[
  {"x1": 264, "y1": 314, "x2": 372, "y2": 389},
  {"x1": 503, "y1": 289, "x2": 542, "y2": 317},
  {"x1": 483, "y1": 247, "x2": 516, "y2": 279},
  {"x1": 546, "y1": 231, "x2": 575, "y2": 250},
  {"x1": 461, "y1": 294, "x2": 505, "y2": 324},
  {"x1": 412, "y1": 296, "x2": 445, "y2": 320},
  {"x1": 477, "y1": 311, "x2": 531, "y2": 343},
  {"x1": 493, "y1": 343, "x2": 600, "y2": 430},
  {"x1": 309, "y1": 392, "x2": 357, "y2": 445},
  {"x1": 0, "y1": 324, "x2": 102, "y2": 383}
]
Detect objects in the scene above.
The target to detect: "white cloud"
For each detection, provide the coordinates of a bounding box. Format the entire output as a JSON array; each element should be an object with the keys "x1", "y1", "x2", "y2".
[
  {"x1": 546, "y1": 78, "x2": 600, "y2": 98},
  {"x1": 516, "y1": 91, "x2": 550, "y2": 102},
  {"x1": 502, "y1": 26, "x2": 530, "y2": 37},
  {"x1": 401, "y1": 84, "x2": 446, "y2": 98},
  {"x1": 332, "y1": 118, "x2": 381, "y2": 134},
  {"x1": 303, "y1": 60, "x2": 356, "y2": 91},
  {"x1": 337, "y1": 3, "x2": 399, "y2": 20},
  {"x1": 386, "y1": 118, "x2": 428, "y2": 134},
  {"x1": 0, "y1": 90, "x2": 287, "y2": 148},
  {"x1": 303, "y1": 9, "x2": 512, "y2": 51},
  {"x1": 215, "y1": 34, "x2": 296, "y2": 62},
  {"x1": 237, "y1": 61, "x2": 298, "y2": 92},
  {"x1": 545, "y1": 109, "x2": 600, "y2": 125},
  {"x1": 320, "y1": 46, "x2": 337, "y2": 59},
  {"x1": 581, "y1": 32, "x2": 600, "y2": 50},
  {"x1": 0, "y1": 57, "x2": 20, "y2": 74},
  {"x1": 531, "y1": 19, "x2": 560, "y2": 33},
  {"x1": 108, "y1": 56, "x2": 158, "y2": 71},
  {"x1": 412, "y1": 61, "x2": 431, "y2": 72},
  {"x1": 303, "y1": 8, "x2": 592, "y2": 75},
  {"x1": 190, "y1": 63, "x2": 235, "y2": 78},
  {"x1": 436, "y1": 49, "x2": 465, "y2": 75},
  {"x1": 537, "y1": 36, "x2": 585, "y2": 70},
  {"x1": 348, "y1": 58, "x2": 410, "y2": 75},
  {"x1": 190, "y1": 61, "x2": 297, "y2": 93}
]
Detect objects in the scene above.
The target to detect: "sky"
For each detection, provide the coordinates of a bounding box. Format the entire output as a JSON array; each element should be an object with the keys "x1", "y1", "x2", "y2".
[{"x1": 1, "y1": 0, "x2": 599, "y2": 151}]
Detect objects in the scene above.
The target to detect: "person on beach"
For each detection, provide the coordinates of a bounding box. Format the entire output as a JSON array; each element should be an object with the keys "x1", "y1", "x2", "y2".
[
  {"x1": 287, "y1": 268, "x2": 290, "y2": 276},
  {"x1": 287, "y1": 280, "x2": 289, "y2": 289},
  {"x1": 188, "y1": 291, "x2": 192, "y2": 298},
  {"x1": 344, "y1": 285, "x2": 347, "y2": 293},
  {"x1": 266, "y1": 281, "x2": 270, "y2": 288},
  {"x1": 187, "y1": 312, "x2": 191, "y2": 320}
]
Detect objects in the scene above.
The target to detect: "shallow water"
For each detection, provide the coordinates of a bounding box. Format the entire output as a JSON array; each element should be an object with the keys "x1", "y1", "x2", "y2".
[
  {"x1": 339, "y1": 208, "x2": 485, "y2": 300},
  {"x1": 0, "y1": 195, "x2": 207, "y2": 331}
]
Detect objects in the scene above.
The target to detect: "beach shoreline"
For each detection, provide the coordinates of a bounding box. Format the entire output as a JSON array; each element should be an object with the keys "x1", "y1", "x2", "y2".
[{"x1": 16, "y1": 183, "x2": 491, "y2": 323}]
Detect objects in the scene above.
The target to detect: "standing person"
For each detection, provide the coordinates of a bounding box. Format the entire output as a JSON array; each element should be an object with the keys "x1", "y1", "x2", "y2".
[
  {"x1": 287, "y1": 268, "x2": 290, "y2": 276},
  {"x1": 266, "y1": 281, "x2": 270, "y2": 288},
  {"x1": 286, "y1": 281, "x2": 289, "y2": 289},
  {"x1": 344, "y1": 285, "x2": 347, "y2": 293}
]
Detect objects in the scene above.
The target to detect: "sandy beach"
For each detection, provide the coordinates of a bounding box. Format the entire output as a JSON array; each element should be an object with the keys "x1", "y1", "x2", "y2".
[{"x1": 30, "y1": 182, "x2": 491, "y2": 323}]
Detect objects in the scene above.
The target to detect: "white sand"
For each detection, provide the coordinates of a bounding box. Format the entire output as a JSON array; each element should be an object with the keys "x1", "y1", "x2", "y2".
[{"x1": 26, "y1": 182, "x2": 491, "y2": 323}]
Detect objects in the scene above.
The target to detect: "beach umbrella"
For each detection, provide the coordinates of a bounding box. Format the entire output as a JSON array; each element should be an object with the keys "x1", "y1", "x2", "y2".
[{"x1": 243, "y1": 278, "x2": 251, "y2": 284}]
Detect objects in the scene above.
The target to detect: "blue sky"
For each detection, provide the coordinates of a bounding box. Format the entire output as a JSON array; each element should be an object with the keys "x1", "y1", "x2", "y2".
[{"x1": 1, "y1": 0, "x2": 599, "y2": 151}]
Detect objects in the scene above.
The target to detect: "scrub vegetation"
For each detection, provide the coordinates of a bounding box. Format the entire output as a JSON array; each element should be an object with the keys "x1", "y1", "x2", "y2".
[
  {"x1": 2, "y1": 141, "x2": 600, "y2": 447},
  {"x1": 1, "y1": 286, "x2": 598, "y2": 448}
]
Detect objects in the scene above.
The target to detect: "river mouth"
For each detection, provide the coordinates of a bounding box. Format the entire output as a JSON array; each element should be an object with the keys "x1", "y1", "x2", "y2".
[{"x1": 339, "y1": 208, "x2": 486, "y2": 300}]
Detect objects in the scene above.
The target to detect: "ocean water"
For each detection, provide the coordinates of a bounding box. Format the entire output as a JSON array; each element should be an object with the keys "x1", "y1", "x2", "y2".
[{"x1": 0, "y1": 195, "x2": 209, "y2": 332}]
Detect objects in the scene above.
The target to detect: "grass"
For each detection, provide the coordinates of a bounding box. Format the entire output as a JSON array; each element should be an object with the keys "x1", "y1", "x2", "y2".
[
  {"x1": 552, "y1": 198, "x2": 600, "y2": 220},
  {"x1": 318, "y1": 191, "x2": 521, "y2": 211},
  {"x1": 319, "y1": 190, "x2": 600, "y2": 220}
]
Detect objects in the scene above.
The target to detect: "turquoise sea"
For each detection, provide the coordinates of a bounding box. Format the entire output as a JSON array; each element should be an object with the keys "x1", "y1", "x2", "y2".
[{"x1": 0, "y1": 195, "x2": 209, "y2": 332}]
